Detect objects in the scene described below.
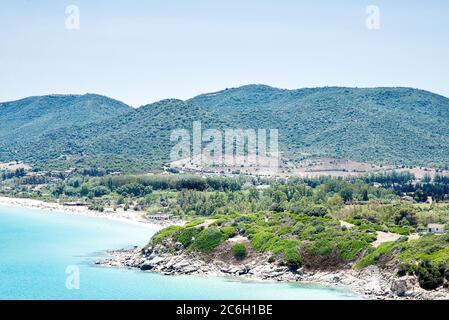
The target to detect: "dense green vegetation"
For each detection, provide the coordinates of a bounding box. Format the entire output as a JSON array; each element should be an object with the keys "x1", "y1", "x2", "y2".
[
  {"x1": 2, "y1": 86, "x2": 449, "y2": 293},
  {"x1": 356, "y1": 234, "x2": 449, "y2": 290},
  {"x1": 149, "y1": 211, "x2": 376, "y2": 270},
  {"x1": 0, "y1": 94, "x2": 132, "y2": 166},
  {"x1": 1, "y1": 86, "x2": 449, "y2": 171},
  {"x1": 3, "y1": 168, "x2": 449, "y2": 290},
  {"x1": 190, "y1": 85, "x2": 449, "y2": 167}
]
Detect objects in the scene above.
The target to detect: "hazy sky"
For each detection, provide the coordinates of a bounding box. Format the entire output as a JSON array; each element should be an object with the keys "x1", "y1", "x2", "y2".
[{"x1": 1, "y1": 0, "x2": 448, "y2": 106}]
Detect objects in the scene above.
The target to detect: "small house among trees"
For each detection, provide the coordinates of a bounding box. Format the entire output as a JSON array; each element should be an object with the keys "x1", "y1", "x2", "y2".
[{"x1": 427, "y1": 224, "x2": 445, "y2": 234}]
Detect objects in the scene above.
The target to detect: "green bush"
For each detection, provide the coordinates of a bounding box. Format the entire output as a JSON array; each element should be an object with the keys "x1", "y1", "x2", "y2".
[
  {"x1": 151, "y1": 226, "x2": 182, "y2": 244},
  {"x1": 221, "y1": 226, "x2": 237, "y2": 239},
  {"x1": 232, "y1": 243, "x2": 247, "y2": 260},
  {"x1": 175, "y1": 228, "x2": 199, "y2": 248},
  {"x1": 354, "y1": 242, "x2": 395, "y2": 269},
  {"x1": 282, "y1": 246, "x2": 302, "y2": 269},
  {"x1": 388, "y1": 225, "x2": 413, "y2": 235},
  {"x1": 415, "y1": 260, "x2": 445, "y2": 290},
  {"x1": 337, "y1": 239, "x2": 369, "y2": 261},
  {"x1": 304, "y1": 205, "x2": 328, "y2": 217},
  {"x1": 88, "y1": 204, "x2": 104, "y2": 212},
  {"x1": 190, "y1": 227, "x2": 224, "y2": 252},
  {"x1": 251, "y1": 231, "x2": 279, "y2": 252}
]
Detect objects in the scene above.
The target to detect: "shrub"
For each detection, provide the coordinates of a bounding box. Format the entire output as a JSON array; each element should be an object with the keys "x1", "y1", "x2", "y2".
[
  {"x1": 394, "y1": 209, "x2": 417, "y2": 227},
  {"x1": 190, "y1": 227, "x2": 224, "y2": 252},
  {"x1": 221, "y1": 226, "x2": 237, "y2": 239},
  {"x1": 271, "y1": 239, "x2": 302, "y2": 270},
  {"x1": 116, "y1": 183, "x2": 152, "y2": 197},
  {"x1": 282, "y1": 246, "x2": 302, "y2": 270},
  {"x1": 251, "y1": 231, "x2": 279, "y2": 252},
  {"x1": 337, "y1": 239, "x2": 369, "y2": 261},
  {"x1": 175, "y1": 228, "x2": 199, "y2": 248},
  {"x1": 151, "y1": 226, "x2": 182, "y2": 244},
  {"x1": 388, "y1": 225, "x2": 412, "y2": 235},
  {"x1": 415, "y1": 260, "x2": 444, "y2": 290},
  {"x1": 184, "y1": 218, "x2": 207, "y2": 228},
  {"x1": 354, "y1": 242, "x2": 395, "y2": 269},
  {"x1": 397, "y1": 263, "x2": 415, "y2": 277},
  {"x1": 232, "y1": 243, "x2": 247, "y2": 260},
  {"x1": 88, "y1": 204, "x2": 104, "y2": 212},
  {"x1": 305, "y1": 205, "x2": 328, "y2": 217}
]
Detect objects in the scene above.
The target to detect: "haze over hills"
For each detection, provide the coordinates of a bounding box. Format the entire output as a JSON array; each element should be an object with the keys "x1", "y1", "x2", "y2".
[{"x1": 1, "y1": 85, "x2": 449, "y2": 172}]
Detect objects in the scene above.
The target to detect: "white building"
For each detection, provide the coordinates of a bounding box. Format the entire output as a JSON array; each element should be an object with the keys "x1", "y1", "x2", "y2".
[{"x1": 427, "y1": 224, "x2": 445, "y2": 234}]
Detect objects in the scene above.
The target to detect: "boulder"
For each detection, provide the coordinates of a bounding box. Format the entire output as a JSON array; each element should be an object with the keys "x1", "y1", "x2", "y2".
[
  {"x1": 140, "y1": 264, "x2": 153, "y2": 271},
  {"x1": 174, "y1": 242, "x2": 184, "y2": 251},
  {"x1": 149, "y1": 256, "x2": 167, "y2": 266},
  {"x1": 140, "y1": 263, "x2": 153, "y2": 271},
  {"x1": 391, "y1": 276, "x2": 417, "y2": 297},
  {"x1": 238, "y1": 266, "x2": 251, "y2": 275}
]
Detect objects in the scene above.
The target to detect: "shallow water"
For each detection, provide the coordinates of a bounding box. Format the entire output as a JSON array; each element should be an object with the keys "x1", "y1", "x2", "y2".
[{"x1": 0, "y1": 206, "x2": 362, "y2": 300}]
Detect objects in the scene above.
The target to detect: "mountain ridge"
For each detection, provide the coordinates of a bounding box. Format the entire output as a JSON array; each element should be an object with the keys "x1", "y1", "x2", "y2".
[
  {"x1": 6, "y1": 85, "x2": 448, "y2": 108},
  {"x1": 1, "y1": 85, "x2": 449, "y2": 172}
]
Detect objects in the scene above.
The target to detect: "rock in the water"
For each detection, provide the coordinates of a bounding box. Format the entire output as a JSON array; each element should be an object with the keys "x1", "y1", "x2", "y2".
[{"x1": 140, "y1": 264, "x2": 153, "y2": 271}]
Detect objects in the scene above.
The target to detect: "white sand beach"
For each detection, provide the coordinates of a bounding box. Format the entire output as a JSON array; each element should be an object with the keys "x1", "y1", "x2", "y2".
[{"x1": 0, "y1": 196, "x2": 182, "y2": 229}]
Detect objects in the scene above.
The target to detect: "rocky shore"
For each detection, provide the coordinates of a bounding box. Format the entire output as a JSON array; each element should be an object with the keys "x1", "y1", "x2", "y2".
[{"x1": 97, "y1": 241, "x2": 449, "y2": 300}]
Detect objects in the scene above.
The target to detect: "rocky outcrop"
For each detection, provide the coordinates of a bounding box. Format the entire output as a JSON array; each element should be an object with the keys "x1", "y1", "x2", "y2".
[
  {"x1": 97, "y1": 244, "x2": 449, "y2": 300},
  {"x1": 391, "y1": 276, "x2": 417, "y2": 297}
]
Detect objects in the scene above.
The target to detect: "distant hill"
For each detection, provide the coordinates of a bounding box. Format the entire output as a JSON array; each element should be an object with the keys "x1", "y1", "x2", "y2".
[
  {"x1": 1, "y1": 99, "x2": 229, "y2": 171},
  {"x1": 0, "y1": 94, "x2": 132, "y2": 139},
  {"x1": 190, "y1": 85, "x2": 449, "y2": 166},
  {"x1": 0, "y1": 94, "x2": 133, "y2": 163},
  {"x1": 1, "y1": 86, "x2": 449, "y2": 172}
]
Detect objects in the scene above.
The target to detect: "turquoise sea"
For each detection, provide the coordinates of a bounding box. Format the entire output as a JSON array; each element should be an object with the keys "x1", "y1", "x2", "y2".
[{"x1": 0, "y1": 206, "x2": 362, "y2": 300}]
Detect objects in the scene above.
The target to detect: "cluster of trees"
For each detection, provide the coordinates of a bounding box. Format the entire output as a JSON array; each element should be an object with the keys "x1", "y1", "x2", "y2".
[
  {"x1": 386, "y1": 174, "x2": 449, "y2": 202},
  {"x1": 7, "y1": 170, "x2": 449, "y2": 222},
  {"x1": 49, "y1": 174, "x2": 244, "y2": 200},
  {"x1": 96, "y1": 175, "x2": 243, "y2": 192},
  {"x1": 1, "y1": 168, "x2": 26, "y2": 181},
  {"x1": 363, "y1": 171, "x2": 415, "y2": 186},
  {"x1": 172, "y1": 178, "x2": 397, "y2": 217}
]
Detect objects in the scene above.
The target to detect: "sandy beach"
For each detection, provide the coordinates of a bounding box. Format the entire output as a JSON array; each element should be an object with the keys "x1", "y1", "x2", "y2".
[{"x1": 0, "y1": 196, "x2": 182, "y2": 229}]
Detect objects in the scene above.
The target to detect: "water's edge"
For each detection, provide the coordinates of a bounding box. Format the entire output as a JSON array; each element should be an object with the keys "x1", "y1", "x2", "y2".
[{"x1": 0, "y1": 206, "x2": 362, "y2": 300}]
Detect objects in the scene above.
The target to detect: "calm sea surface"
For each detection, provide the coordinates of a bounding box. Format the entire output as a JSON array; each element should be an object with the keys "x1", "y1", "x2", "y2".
[{"x1": 0, "y1": 206, "x2": 362, "y2": 300}]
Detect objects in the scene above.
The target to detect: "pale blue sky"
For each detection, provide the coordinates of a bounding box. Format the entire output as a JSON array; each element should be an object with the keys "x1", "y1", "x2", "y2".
[{"x1": 1, "y1": 0, "x2": 448, "y2": 106}]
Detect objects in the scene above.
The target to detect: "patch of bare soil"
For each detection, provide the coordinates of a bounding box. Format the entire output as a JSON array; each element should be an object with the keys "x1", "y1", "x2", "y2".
[
  {"x1": 171, "y1": 153, "x2": 449, "y2": 179},
  {"x1": 376, "y1": 248, "x2": 400, "y2": 269},
  {"x1": 199, "y1": 237, "x2": 263, "y2": 266},
  {"x1": 372, "y1": 232, "x2": 402, "y2": 248},
  {"x1": 299, "y1": 242, "x2": 349, "y2": 271},
  {"x1": 0, "y1": 161, "x2": 31, "y2": 171}
]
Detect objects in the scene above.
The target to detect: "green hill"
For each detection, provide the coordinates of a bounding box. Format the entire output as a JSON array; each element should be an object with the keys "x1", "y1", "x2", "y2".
[
  {"x1": 1, "y1": 99, "x2": 229, "y2": 171},
  {"x1": 1, "y1": 86, "x2": 449, "y2": 171},
  {"x1": 0, "y1": 94, "x2": 133, "y2": 163},
  {"x1": 190, "y1": 85, "x2": 449, "y2": 166},
  {"x1": 0, "y1": 94, "x2": 132, "y2": 138}
]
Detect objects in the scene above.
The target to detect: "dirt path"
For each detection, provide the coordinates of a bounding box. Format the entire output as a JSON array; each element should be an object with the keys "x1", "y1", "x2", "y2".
[
  {"x1": 339, "y1": 220, "x2": 421, "y2": 248},
  {"x1": 372, "y1": 231, "x2": 421, "y2": 248}
]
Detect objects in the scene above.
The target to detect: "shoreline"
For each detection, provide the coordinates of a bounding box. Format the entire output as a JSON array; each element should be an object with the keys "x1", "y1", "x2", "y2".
[
  {"x1": 0, "y1": 196, "x2": 183, "y2": 229},
  {"x1": 98, "y1": 248, "x2": 449, "y2": 301},
  {"x1": 3, "y1": 196, "x2": 448, "y2": 300}
]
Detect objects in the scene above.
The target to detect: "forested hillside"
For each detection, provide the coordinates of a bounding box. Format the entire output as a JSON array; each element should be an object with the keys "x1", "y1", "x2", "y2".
[{"x1": 1, "y1": 86, "x2": 449, "y2": 172}]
